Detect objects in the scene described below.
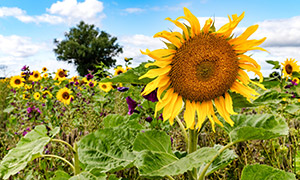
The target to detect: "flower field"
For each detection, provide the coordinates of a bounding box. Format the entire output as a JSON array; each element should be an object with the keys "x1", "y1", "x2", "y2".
[{"x1": 1, "y1": 8, "x2": 300, "y2": 180}]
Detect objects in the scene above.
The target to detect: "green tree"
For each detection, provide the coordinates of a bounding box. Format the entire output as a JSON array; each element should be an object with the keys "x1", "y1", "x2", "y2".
[{"x1": 53, "y1": 21, "x2": 123, "y2": 76}]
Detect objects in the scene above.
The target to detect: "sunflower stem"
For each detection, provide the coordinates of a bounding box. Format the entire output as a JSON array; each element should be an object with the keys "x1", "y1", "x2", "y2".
[
  {"x1": 51, "y1": 138, "x2": 76, "y2": 153},
  {"x1": 41, "y1": 154, "x2": 75, "y2": 172},
  {"x1": 175, "y1": 116, "x2": 188, "y2": 148},
  {"x1": 165, "y1": 175, "x2": 175, "y2": 180},
  {"x1": 187, "y1": 128, "x2": 198, "y2": 180},
  {"x1": 73, "y1": 142, "x2": 81, "y2": 175},
  {"x1": 198, "y1": 142, "x2": 235, "y2": 180}
]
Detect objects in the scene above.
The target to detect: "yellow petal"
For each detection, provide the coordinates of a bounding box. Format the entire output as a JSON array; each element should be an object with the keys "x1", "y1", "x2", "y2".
[
  {"x1": 234, "y1": 37, "x2": 267, "y2": 53},
  {"x1": 214, "y1": 97, "x2": 234, "y2": 126},
  {"x1": 154, "y1": 31, "x2": 182, "y2": 48},
  {"x1": 139, "y1": 65, "x2": 171, "y2": 79},
  {"x1": 141, "y1": 74, "x2": 169, "y2": 96},
  {"x1": 228, "y1": 25, "x2": 258, "y2": 45},
  {"x1": 184, "y1": 100, "x2": 196, "y2": 129},
  {"x1": 163, "y1": 93, "x2": 178, "y2": 122},
  {"x1": 169, "y1": 95, "x2": 183, "y2": 125},
  {"x1": 157, "y1": 81, "x2": 171, "y2": 102},
  {"x1": 155, "y1": 88, "x2": 174, "y2": 117},
  {"x1": 166, "y1": 17, "x2": 189, "y2": 41},
  {"x1": 230, "y1": 81, "x2": 258, "y2": 101},
  {"x1": 202, "y1": 18, "x2": 213, "y2": 33},
  {"x1": 145, "y1": 60, "x2": 172, "y2": 68},
  {"x1": 239, "y1": 64, "x2": 263, "y2": 82},
  {"x1": 195, "y1": 101, "x2": 207, "y2": 130},
  {"x1": 238, "y1": 54, "x2": 261, "y2": 70},
  {"x1": 224, "y1": 92, "x2": 237, "y2": 115},
  {"x1": 141, "y1": 49, "x2": 176, "y2": 61},
  {"x1": 237, "y1": 69, "x2": 250, "y2": 85}
]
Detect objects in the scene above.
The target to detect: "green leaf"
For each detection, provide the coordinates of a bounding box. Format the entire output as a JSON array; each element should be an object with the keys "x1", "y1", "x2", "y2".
[
  {"x1": 223, "y1": 114, "x2": 288, "y2": 143},
  {"x1": 102, "y1": 114, "x2": 144, "y2": 130},
  {"x1": 135, "y1": 147, "x2": 217, "y2": 177},
  {"x1": 285, "y1": 104, "x2": 299, "y2": 114},
  {"x1": 3, "y1": 106, "x2": 14, "y2": 114},
  {"x1": 78, "y1": 127, "x2": 138, "y2": 173},
  {"x1": 100, "y1": 62, "x2": 155, "y2": 85},
  {"x1": 253, "y1": 90, "x2": 283, "y2": 105},
  {"x1": 133, "y1": 130, "x2": 173, "y2": 154},
  {"x1": 295, "y1": 150, "x2": 300, "y2": 175},
  {"x1": 51, "y1": 170, "x2": 71, "y2": 180},
  {"x1": 205, "y1": 144, "x2": 238, "y2": 176},
  {"x1": 241, "y1": 164, "x2": 296, "y2": 180},
  {"x1": 266, "y1": 60, "x2": 281, "y2": 69},
  {"x1": 229, "y1": 92, "x2": 254, "y2": 108},
  {"x1": 0, "y1": 125, "x2": 60, "y2": 179},
  {"x1": 69, "y1": 172, "x2": 106, "y2": 180},
  {"x1": 261, "y1": 79, "x2": 280, "y2": 89}
]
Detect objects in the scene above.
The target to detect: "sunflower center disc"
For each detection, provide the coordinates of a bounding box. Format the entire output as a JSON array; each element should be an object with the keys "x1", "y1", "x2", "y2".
[
  {"x1": 169, "y1": 33, "x2": 239, "y2": 102},
  {"x1": 34, "y1": 74, "x2": 39, "y2": 78},
  {"x1": 15, "y1": 79, "x2": 21, "y2": 85},
  {"x1": 59, "y1": 71, "x2": 65, "y2": 78},
  {"x1": 102, "y1": 85, "x2": 107, "y2": 89},
  {"x1": 286, "y1": 64, "x2": 293, "y2": 74},
  {"x1": 62, "y1": 92, "x2": 70, "y2": 100}
]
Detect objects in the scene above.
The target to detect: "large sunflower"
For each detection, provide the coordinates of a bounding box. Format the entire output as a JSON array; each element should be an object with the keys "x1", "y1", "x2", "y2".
[
  {"x1": 140, "y1": 8, "x2": 266, "y2": 131},
  {"x1": 29, "y1": 71, "x2": 42, "y2": 82},
  {"x1": 281, "y1": 58, "x2": 299, "y2": 78},
  {"x1": 56, "y1": 87, "x2": 73, "y2": 105},
  {"x1": 99, "y1": 82, "x2": 113, "y2": 92},
  {"x1": 10, "y1": 75, "x2": 24, "y2": 88}
]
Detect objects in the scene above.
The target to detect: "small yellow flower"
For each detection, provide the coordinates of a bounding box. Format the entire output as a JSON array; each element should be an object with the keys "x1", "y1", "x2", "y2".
[
  {"x1": 56, "y1": 87, "x2": 73, "y2": 105},
  {"x1": 42, "y1": 67, "x2": 48, "y2": 72},
  {"x1": 281, "y1": 58, "x2": 299, "y2": 79},
  {"x1": 282, "y1": 98, "x2": 287, "y2": 101},
  {"x1": 10, "y1": 75, "x2": 24, "y2": 88},
  {"x1": 34, "y1": 92, "x2": 41, "y2": 100},
  {"x1": 29, "y1": 71, "x2": 42, "y2": 82},
  {"x1": 55, "y1": 69, "x2": 67, "y2": 81},
  {"x1": 298, "y1": 99, "x2": 300, "y2": 103},
  {"x1": 23, "y1": 93, "x2": 30, "y2": 100},
  {"x1": 114, "y1": 66, "x2": 126, "y2": 76},
  {"x1": 99, "y1": 82, "x2": 113, "y2": 92},
  {"x1": 292, "y1": 77, "x2": 299, "y2": 85},
  {"x1": 42, "y1": 90, "x2": 53, "y2": 99},
  {"x1": 43, "y1": 73, "x2": 48, "y2": 78}
]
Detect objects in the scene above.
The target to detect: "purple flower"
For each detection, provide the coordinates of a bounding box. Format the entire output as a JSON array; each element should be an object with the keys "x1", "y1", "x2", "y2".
[
  {"x1": 21, "y1": 65, "x2": 28, "y2": 71},
  {"x1": 22, "y1": 131, "x2": 28, "y2": 136},
  {"x1": 292, "y1": 81, "x2": 298, "y2": 86},
  {"x1": 117, "y1": 87, "x2": 129, "y2": 92},
  {"x1": 142, "y1": 88, "x2": 158, "y2": 102},
  {"x1": 89, "y1": 81, "x2": 94, "y2": 87},
  {"x1": 158, "y1": 113, "x2": 163, "y2": 121},
  {"x1": 145, "y1": 116, "x2": 153, "y2": 123},
  {"x1": 35, "y1": 107, "x2": 41, "y2": 114},
  {"x1": 70, "y1": 82, "x2": 74, "y2": 85},
  {"x1": 75, "y1": 81, "x2": 79, "y2": 86},
  {"x1": 86, "y1": 74, "x2": 94, "y2": 80},
  {"x1": 126, "y1": 96, "x2": 137, "y2": 115},
  {"x1": 27, "y1": 107, "x2": 33, "y2": 114},
  {"x1": 285, "y1": 85, "x2": 291, "y2": 89}
]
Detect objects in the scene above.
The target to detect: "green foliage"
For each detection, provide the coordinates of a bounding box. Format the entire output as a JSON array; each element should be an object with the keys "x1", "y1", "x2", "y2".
[
  {"x1": 53, "y1": 21, "x2": 123, "y2": 76},
  {"x1": 52, "y1": 170, "x2": 71, "y2": 180},
  {"x1": 0, "y1": 125, "x2": 60, "y2": 179},
  {"x1": 77, "y1": 114, "x2": 143, "y2": 173},
  {"x1": 69, "y1": 171, "x2": 106, "y2": 180},
  {"x1": 223, "y1": 114, "x2": 288, "y2": 143},
  {"x1": 241, "y1": 164, "x2": 296, "y2": 180},
  {"x1": 100, "y1": 62, "x2": 154, "y2": 85},
  {"x1": 266, "y1": 60, "x2": 281, "y2": 69}
]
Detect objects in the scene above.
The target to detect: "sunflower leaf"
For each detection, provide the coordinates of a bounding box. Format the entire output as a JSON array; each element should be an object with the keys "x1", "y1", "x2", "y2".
[
  {"x1": 135, "y1": 147, "x2": 217, "y2": 177},
  {"x1": 100, "y1": 62, "x2": 156, "y2": 85},
  {"x1": 69, "y1": 171, "x2": 106, "y2": 180},
  {"x1": 266, "y1": 60, "x2": 280, "y2": 69},
  {"x1": 241, "y1": 164, "x2": 296, "y2": 180},
  {"x1": 223, "y1": 114, "x2": 288, "y2": 143},
  {"x1": 77, "y1": 126, "x2": 139, "y2": 173},
  {"x1": 0, "y1": 125, "x2": 60, "y2": 180}
]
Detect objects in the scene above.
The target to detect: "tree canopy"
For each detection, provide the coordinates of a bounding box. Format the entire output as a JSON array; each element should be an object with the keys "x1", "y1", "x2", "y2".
[{"x1": 53, "y1": 21, "x2": 123, "y2": 76}]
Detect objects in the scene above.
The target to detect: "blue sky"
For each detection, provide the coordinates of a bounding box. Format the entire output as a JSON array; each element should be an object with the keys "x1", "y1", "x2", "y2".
[{"x1": 0, "y1": 0, "x2": 300, "y2": 77}]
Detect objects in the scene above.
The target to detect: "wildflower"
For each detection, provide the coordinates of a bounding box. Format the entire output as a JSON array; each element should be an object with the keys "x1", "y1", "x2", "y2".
[
  {"x1": 33, "y1": 92, "x2": 41, "y2": 100},
  {"x1": 29, "y1": 70, "x2": 42, "y2": 82},
  {"x1": 292, "y1": 78, "x2": 299, "y2": 85},
  {"x1": 126, "y1": 96, "x2": 137, "y2": 115},
  {"x1": 86, "y1": 73, "x2": 94, "y2": 80},
  {"x1": 282, "y1": 98, "x2": 287, "y2": 101},
  {"x1": 56, "y1": 87, "x2": 73, "y2": 105},
  {"x1": 140, "y1": 8, "x2": 266, "y2": 131},
  {"x1": 42, "y1": 67, "x2": 48, "y2": 72},
  {"x1": 281, "y1": 58, "x2": 299, "y2": 79},
  {"x1": 145, "y1": 116, "x2": 153, "y2": 123},
  {"x1": 10, "y1": 75, "x2": 24, "y2": 88},
  {"x1": 55, "y1": 69, "x2": 67, "y2": 81},
  {"x1": 21, "y1": 65, "x2": 28, "y2": 71},
  {"x1": 142, "y1": 88, "x2": 158, "y2": 102},
  {"x1": 114, "y1": 66, "x2": 126, "y2": 76},
  {"x1": 117, "y1": 87, "x2": 129, "y2": 92},
  {"x1": 99, "y1": 82, "x2": 113, "y2": 92},
  {"x1": 43, "y1": 73, "x2": 49, "y2": 78}
]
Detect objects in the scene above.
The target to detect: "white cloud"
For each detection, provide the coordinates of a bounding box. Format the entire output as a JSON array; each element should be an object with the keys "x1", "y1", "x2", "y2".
[
  {"x1": 0, "y1": 35, "x2": 43, "y2": 57},
  {"x1": 0, "y1": 0, "x2": 105, "y2": 25},
  {"x1": 123, "y1": 8, "x2": 144, "y2": 14}
]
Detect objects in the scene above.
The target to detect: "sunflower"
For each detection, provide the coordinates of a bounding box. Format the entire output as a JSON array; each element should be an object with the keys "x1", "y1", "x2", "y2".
[
  {"x1": 114, "y1": 66, "x2": 126, "y2": 76},
  {"x1": 42, "y1": 90, "x2": 53, "y2": 99},
  {"x1": 43, "y1": 73, "x2": 49, "y2": 78},
  {"x1": 23, "y1": 93, "x2": 30, "y2": 100},
  {"x1": 25, "y1": 84, "x2": 32, "y2": 90},
  {"x1": 10, "y1": 75, "x2": 24, "y2": 88},
  {"x1": 99, "y1": 82, "x2": 113, "y2": 92},
  {"x1": 33, "y1": 92, "x2": 41, "y2": 100},
  {"x1": 55, "y1": 69, "x2": 67, "y2": 81},
  {"x1": 20, "y1": 72, "x2": 26, "y2": 77},
  {"x1": 70, "y1": 76, "x2": 79, "y2": 83},
  {"x1": 281, "y1": 58, "x2": 299, "y2": 79},
  {"x1": 42, "y1": 67, "x2": 48, "y2": 72},
  {"x1": 56, "y1": 87, "x2": 73, "y2": 105},
  {"x1": 140, "y1": 8, "x2": 266, "y2": 131},
  {"x1": 29, "y1": 71, "x2": 42, "y2": 82}
]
